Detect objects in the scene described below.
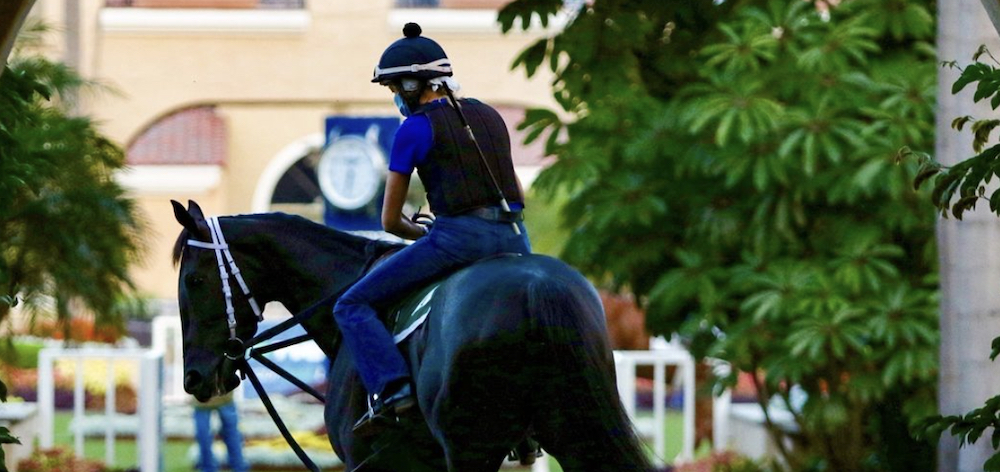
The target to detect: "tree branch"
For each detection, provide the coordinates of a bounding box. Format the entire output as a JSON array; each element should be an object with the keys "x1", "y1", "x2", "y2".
[{"x1": 750, "y1": 363, "x2": 799, "y2": 469}]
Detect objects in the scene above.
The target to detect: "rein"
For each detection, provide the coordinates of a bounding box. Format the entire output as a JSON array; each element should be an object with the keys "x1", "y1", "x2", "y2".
[{"x1": 186, "y1": 216, "x2": 343, "y2": 472}]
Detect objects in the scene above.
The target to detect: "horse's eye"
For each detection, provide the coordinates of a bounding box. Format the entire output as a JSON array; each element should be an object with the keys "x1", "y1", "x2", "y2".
[{"x1": 186, "y1": 273, "x2": 205, "y2": 287}]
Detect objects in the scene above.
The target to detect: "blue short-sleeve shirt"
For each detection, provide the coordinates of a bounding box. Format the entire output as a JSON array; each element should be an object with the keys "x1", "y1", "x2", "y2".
[
  {"x1": 388, "y1": 113, "x2": 434, "y2": 174},
  {"x1": 387, "y1": 99, "x2": 524, "y2": 211}
]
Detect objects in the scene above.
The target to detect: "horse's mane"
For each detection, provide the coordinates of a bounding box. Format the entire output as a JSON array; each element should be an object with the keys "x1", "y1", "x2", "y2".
[{"x1": 172, "y1": 212, "x2": 395, "y2": 267}]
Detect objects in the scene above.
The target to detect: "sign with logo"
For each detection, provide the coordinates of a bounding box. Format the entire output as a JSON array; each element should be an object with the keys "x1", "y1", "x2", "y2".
[{"x1": 321, "y1": 116, "x2": 400, "y2": 231}]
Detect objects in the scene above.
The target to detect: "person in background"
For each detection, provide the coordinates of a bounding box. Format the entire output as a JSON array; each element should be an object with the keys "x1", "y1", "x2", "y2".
[{"x1": 192, "y1": 391, "x2": 249, "y2": 472}]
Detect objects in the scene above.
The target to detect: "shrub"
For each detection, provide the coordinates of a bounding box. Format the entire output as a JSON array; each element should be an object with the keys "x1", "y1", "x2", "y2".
[{"x1": 17, "y1": 448, "x2": 107, "y2": 472}]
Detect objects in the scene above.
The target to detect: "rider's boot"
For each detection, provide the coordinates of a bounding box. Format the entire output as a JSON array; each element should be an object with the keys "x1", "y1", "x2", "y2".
[{"x1": 353, "y1": 379, "x2": 417, "y2": 437}]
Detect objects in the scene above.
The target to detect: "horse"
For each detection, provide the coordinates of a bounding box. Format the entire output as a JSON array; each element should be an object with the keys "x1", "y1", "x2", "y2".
[{"x1": 170, "y1": 199, "x2": 655, "y2": 472}]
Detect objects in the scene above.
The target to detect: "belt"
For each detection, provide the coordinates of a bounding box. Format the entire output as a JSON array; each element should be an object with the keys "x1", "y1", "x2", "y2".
[{"x1": 464, "y1": 207, "x2": 524, "y2": 223}]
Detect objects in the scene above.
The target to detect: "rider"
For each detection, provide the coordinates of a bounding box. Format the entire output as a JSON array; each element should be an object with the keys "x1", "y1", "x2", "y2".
[{"x1": 332, "y1": 22, "x2": 531, "y2": 436}]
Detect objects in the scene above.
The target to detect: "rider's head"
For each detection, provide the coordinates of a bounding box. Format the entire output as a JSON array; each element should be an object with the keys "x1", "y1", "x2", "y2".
[{"x1": 373, "y1": 23, "x2": 453, "y2": 116}]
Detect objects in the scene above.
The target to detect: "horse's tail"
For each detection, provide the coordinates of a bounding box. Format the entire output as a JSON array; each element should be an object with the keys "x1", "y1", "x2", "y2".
[{"x1": 526, "y1": 272, "x2": 656, "y2": 472}]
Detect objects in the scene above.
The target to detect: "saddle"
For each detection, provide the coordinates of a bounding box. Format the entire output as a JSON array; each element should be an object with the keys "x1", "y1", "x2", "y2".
[{"x1": 378, "y1": 251, "x2": 523, "y2": 345}]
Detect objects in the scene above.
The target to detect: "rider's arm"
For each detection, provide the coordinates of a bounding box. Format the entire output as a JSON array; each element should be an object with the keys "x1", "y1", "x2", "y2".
[
  {"x1": 382, "y1": 171, "x2": 426, "y2": 240},
  {"x1": 382, "y1": 115, "x2": 432, "y2": 240}
]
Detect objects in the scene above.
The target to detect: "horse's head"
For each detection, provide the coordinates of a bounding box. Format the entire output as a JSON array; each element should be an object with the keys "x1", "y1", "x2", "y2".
[{"x1": 171, "y1": 199, "x2": 263, "y2": 401}]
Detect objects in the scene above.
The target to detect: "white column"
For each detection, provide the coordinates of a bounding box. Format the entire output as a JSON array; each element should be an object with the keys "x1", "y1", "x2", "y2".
[{"x1": 937, "y1": 2, "x2": 1000, "y2": 471}]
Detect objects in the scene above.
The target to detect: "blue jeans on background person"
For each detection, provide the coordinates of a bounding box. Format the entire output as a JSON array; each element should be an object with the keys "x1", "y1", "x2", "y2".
[
  {"x1": 333, "y1": 212, "x2": 531, "y2": 397},
  {"x1": 194, "y1": 400, "x2": 249, "y2": 472}
]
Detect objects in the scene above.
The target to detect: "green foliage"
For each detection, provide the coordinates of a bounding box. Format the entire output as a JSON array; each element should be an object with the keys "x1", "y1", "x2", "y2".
[
  {"x1": 911, "y1": 46, "x2": 1000, "y2": 220},
  {"x1": 0, "y1": 33, "x2": 145, "y2": 342},
  {"x1": 914, "y1": 46, "x2": 1000, "y2": 472},
  {"x1": 1, "y1": 377, "x2": 18, "y2": 472},
  {"x1": 501, "y1": 0, "x2": 938, "y2": 470},
  {"x1": 920, "y1": 395, "x2": 1000, "y2": 472}
]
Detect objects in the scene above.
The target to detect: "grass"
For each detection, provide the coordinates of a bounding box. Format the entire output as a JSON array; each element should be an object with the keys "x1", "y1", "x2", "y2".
[
  {"x1": 51, "y1": 412, "x2": 301, "y2": 472},
  {"x1": 49, "y1": 409, "x2": 697, "y2": 472},
  {"x1": 10, "y1": 339, "x2": 44, "y2": 369}
]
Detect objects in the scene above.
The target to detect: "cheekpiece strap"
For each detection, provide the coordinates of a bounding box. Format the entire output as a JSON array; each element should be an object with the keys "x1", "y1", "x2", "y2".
[{"x1": 184, "y1": 216, "x2": 264, "y2": 345}]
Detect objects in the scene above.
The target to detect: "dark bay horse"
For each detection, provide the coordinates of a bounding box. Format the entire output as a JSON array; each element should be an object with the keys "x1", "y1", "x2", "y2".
[{"x1": 171, "y1": 200, "x2": 654, "y2": 472}]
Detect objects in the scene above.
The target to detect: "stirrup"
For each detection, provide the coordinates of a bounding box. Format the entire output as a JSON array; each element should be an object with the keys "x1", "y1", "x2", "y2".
[
  {"x1": 352, "y1": 409, "x2": 396, "y2": 437},
  {"x1": 352, "y1": 384, "x2": 416, "y2": 437}
]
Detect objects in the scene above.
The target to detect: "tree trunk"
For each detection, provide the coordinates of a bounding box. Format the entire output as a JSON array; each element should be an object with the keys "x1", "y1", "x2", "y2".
[
  {"x1": 982, "y1": 0, "x2": 1000, "y2": 37},
  {"x1": 937, "y1": 2, "x2": 1000, "y2": 470},
  {"x1": 0, "y1": 0, "x2": 35, "y2": 75}
]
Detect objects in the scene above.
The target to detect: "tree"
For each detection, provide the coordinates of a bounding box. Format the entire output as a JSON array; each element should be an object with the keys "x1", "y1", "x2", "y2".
[
  {"x1": 1, "y1": 23, "x2": 147, "y2": 468},
  {"x1": 500, "y1": 0, "x2": 938, "y2": 470},
  {"x1": 912, "y1": 44, "x2": 1000, "y2": 471},
  {"x1": 0, "y1": 23, "x2": 145, "y2": 362}
]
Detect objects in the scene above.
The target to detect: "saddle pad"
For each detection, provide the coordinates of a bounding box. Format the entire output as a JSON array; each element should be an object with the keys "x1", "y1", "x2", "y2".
[{"x1": 390, "y1": 282, "x2": 440, "y2": 344}]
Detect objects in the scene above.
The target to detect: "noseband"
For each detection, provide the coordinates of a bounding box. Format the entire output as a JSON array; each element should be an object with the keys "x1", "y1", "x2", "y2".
[{"x1": 186, "y1": 216, "x2": 263, "y2": 360}]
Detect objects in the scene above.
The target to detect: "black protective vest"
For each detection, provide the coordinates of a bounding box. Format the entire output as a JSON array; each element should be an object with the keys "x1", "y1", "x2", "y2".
[{"x1": 415, "y1": 99, "x2": 523, "y2": 216}]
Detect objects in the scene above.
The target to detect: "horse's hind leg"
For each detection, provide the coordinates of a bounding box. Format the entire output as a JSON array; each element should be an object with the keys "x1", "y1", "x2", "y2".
[
  {"x1": 426, "y1": 383, "x2": 529, "y2": 472},
  {"x1": 421, "y1": 344, "x2": 533, "y2": 472},
  {"x1": 443, "y1": 446, "x2": 509, "y2": 472}
]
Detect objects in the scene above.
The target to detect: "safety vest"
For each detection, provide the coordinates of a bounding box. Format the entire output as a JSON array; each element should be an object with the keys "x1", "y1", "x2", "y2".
[{"x1": 415, "y1": 99, "x2": 523, "y2": 216}]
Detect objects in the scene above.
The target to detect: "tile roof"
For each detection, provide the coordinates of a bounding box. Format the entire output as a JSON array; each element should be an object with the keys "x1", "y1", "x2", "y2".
[{"x1": 127, "y1": 105, "x2": 227, "y2": 165}]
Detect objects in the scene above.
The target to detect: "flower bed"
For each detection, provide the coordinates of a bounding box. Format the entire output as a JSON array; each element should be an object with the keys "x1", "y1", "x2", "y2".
[
  {"x1": 2, "y1": 336, "x2": 142, "y2": 412},
  {"x1": 17, "y1": 448, "x2": 122, "y2": 472},
  {"x1": 187, "y1": 432, "x2": 343, "y2": 470}
]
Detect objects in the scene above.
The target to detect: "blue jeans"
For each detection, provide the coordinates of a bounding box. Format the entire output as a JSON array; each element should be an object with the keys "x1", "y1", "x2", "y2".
[
  {"x1": 333, "y1": 212, "x2": 531, "y2": 396},
  {"x1": 194, "y1": 401, "x2": 249, "y2": 472}
]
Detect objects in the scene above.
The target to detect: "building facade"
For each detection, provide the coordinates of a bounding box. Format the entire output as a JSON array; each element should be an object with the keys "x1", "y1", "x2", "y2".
[{"x1": 26, "y1": 0, "x2": 559, "y2": 303}]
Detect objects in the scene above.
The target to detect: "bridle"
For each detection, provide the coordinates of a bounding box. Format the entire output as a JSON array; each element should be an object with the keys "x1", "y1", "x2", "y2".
[
  {"x1": 186, "y1": 216, "x2": 263, "y2": 359},
  {"x1": 185, "y1": 216, "x2": 337, "y2": 472}
]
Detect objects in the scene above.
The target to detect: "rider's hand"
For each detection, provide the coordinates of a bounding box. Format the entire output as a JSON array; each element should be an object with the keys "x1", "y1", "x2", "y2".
[{"x1": 410, "y1": 207, "x2": 435, "y2": 236}]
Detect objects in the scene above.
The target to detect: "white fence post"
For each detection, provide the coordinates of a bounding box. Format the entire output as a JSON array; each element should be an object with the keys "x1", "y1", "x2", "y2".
[
  {"x1": 36, "y1": 347, "x2": 163, "y2": 472},
  {"x1": 37, "y1": 349, "x2": 54, "y2": 449},
  {"x1": 138, "y1": 351, "x2": 163, "y2": 472},
  {"x1": 152, "y1": 315, "x2": 185, "y2": 403},
  {"x1": 613, "y1": 347, "x2": 698, "y2": 465}
]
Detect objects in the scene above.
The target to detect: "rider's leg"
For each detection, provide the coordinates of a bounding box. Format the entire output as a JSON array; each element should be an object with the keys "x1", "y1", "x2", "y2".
[
  {"x1": 333, "y1": 214, "x2": 528, "y2": 433},
  {"x1": 333, "y1": 232, "x2": 464, "y2": 432}
]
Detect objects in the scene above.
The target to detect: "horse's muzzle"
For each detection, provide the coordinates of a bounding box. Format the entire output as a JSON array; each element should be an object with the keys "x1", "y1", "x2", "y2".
[{"x1": 184, "y1": 370, "x2": 213, "y2": 402}]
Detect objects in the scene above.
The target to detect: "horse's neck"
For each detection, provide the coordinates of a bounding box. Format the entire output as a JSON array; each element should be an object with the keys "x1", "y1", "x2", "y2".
[
  {"x1": 235, "y1": 216, "x2": 368, "y2": 302},
  {"x1": 229, "y1": 215, "x2": 384, "y2": 354}
]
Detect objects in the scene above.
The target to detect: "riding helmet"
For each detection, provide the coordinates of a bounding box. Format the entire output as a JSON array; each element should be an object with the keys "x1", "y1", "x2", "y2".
[{"x1": 372, "y1": 23, "x2": 453, "y2": 83}]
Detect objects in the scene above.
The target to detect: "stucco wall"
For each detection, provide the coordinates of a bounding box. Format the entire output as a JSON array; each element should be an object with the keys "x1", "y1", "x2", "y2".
[{"x1": 28, "y1": 0, "x2": 558, "y2": 301}]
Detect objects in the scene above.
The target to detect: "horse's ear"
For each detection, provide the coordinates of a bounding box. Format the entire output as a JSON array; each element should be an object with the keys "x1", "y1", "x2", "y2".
[{"x1": 172, "y1": 199, "x2": 211, "y2": 241}]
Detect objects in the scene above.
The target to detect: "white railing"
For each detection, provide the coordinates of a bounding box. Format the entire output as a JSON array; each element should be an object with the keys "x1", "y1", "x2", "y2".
[
  {"x1": 151, "y1": 315, "x2": 186, "y2": 403},
  {"x1": 614, "y1": 346, "x2": 696, "y2": 466},
  {"x1": 151, "y1": 311, "x2": 708, "y2": 470},
  {"x1": 530, "y1": 343, "x2": 703, "y2": 472},
  {"x1": 37, "y1": 347, "x2": 164, "y2": 472}
]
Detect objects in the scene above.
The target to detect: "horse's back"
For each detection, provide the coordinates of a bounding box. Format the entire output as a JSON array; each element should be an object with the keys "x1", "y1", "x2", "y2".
[
  {"x1": 413, "y1": 254, "x2": 639, "y2": 471},
  {"x1": 430, "y1": 253, "x2": 605, "y2": 340}
]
